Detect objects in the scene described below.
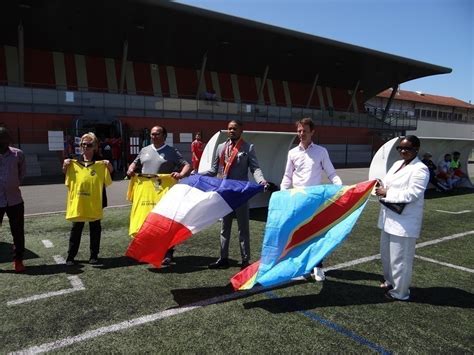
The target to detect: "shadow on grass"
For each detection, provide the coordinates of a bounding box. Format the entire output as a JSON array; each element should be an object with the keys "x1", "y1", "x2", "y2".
[
  {"x1": 0, "y1": 263, "x2": 84, "y2": 275},
  {"x1": 326, "y1": 269, "x2": 382, "y2": 282},
  {"x1": 171, "y1": 284, "x2": 234, "y2": 306},
  {"x1": 149, "y1": 255, "x2": 238, "y2": 274},
  {"x1": 0, "y1": 242, "x2": 39, "y2": 263},
  {"x1": 95, "y1": 256, "x2": 141, "y2": 270},
  {"x1": 424, "y1": 187, "x2": 474, "y2": 199},
  {"x1": 243, "y1": 279, "x2": 474, "y2": 312}
]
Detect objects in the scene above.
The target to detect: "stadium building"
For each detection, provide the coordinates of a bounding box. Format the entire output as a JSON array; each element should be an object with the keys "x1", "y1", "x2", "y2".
[
  {"x1": 0, "y1": 0, "x2": 452, "y2": 178},
  {"x1": 367, "y1": 89, "x2": 474, "y2": 139}
]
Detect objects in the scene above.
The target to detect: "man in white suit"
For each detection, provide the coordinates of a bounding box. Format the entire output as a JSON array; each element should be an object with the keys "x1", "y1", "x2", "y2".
[{"x1": 375, "y1": 135, "x2": 429, "y2": 301}]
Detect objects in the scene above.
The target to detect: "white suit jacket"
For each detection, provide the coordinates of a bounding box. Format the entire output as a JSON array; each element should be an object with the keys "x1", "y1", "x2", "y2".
[{"x1": 377, "y1": 157, "x2": 429, "y2": 238}]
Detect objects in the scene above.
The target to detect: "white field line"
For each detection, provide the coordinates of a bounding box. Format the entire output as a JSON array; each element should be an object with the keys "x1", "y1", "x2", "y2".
[
  {"x1": 6, "y1": 255, "x2": 85, "y2": 307},
  {"x1": 415, "y1": 255, "x2": 474, "y2": 273},
  {"x1": 325, "y1": 230, "x2": 474, "y2": 271},
  {"x1": 7, "y1": 276, "x2": 85, "y2": 306},
  {"x1": 41, "y1": 240, "x2": 54, "y2": 248},
  {"x1": 435, "y1": 210, "x2": 472, "y2": 214},
  {"x1": 24, "y1": 204, "x2": 131, "y2": 218},
  {"x1": 415, "y1": 230, "x2": 474, "y2": 249},
  {"x1": 11, "y1": 230, "x2": 474, "y2": 354},
  {"x1": 53, "y1": 255, "x2": 66, "y2": 264}
]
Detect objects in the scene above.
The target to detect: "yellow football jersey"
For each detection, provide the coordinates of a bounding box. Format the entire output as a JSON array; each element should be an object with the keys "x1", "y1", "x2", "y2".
[
  {"x1": 127, "y1": 174, "x2": 177, "y2": 236},
  {"x1": 65, "y1": 160, "x2": 112, "y2": 222}
]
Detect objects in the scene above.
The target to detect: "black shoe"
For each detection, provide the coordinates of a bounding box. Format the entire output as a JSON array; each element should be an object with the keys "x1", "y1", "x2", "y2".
[
  {"x1": 208, "y1": 258, "x2": 229, "y2": 269},
  {"x1": 240, "y1": 260, "x2": 250, "y2": 270}
]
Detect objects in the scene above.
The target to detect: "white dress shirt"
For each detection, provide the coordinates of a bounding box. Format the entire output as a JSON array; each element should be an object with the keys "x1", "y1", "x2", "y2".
[{"x1": 280, "y1": 142, "x2": 342, "y2": 189}]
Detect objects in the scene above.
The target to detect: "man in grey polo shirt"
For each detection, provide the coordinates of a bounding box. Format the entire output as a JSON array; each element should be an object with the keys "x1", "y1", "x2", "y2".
[{"x1": 127, "y1": 125, "x2": 191, "y2": 266}]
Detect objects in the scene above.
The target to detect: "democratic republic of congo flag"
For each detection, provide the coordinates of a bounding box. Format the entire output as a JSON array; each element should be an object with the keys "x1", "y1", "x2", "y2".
[
  {"x1": 126, "y1": 175, "x2": 264, "y2": 268},
  {"x1": 231, "y1": 180, "x2": 376, "y2": 291}
]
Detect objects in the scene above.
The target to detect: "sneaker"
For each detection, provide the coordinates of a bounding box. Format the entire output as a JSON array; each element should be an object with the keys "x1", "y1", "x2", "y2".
[
  {"x1": 14, "y1": 260, "x2": 26, "y2": 273},
  {"x1": 313, "y1": 267, "x2": 325, "y2": 282},
  {"x1": 89, "y1": 258, "x2": 99, "y2": 264}
]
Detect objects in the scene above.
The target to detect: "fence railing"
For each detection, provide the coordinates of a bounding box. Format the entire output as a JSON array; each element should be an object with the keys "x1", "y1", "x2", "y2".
[{"x1": 0, "y1": 84, "x2": 417, "y2": 130}]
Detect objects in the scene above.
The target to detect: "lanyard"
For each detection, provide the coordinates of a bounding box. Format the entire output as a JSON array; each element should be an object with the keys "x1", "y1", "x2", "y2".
[{"x1": 219, "y1": 138, "x2": 243, "y2": 178}]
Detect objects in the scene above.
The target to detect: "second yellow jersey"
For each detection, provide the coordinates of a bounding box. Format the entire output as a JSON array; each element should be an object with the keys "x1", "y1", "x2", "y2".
[{"x1": 127, "y1": 174, "x2": 177, "y2": 236}]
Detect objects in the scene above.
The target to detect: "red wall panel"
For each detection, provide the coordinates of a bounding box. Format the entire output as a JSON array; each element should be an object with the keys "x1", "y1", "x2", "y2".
[
  {"x1": 24, "y1": 48, "x2": 55, "y2": 88},
  {"x1": 159, "y1": 66, "x2": 169, "y2": 96},
  {"x1": 64, "y1": 53, "x2": 77, "y2": 90},
  {"x1": 237, "y1": 74, "x2": 258, "y2": 102},
  {"x1": 133, "y1": 62, "x2": 153, "y2": 95},
  {"x1": 174, "y1": 67, "x2": 197, "y2": 97},
  {"x1": 0, "y1": 46, "x2": 6, "y2": 83},
  {"x1": 288, "y1": 81, "x2": 311, "y2": 107},
  {"x1": 272, "y1": 79, "x2": 286, "y2": 106},
  {"x1": 85, "y1": 56, "x2": 107, "y2": 92},
  {"x1": 217, "y1": 72, "x2": 233, "y2": 101}
]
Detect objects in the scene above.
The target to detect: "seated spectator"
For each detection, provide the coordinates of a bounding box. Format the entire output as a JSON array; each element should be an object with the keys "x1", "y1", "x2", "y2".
[
  {"x1": 450, "y1": 151, "x2": 467, "y2": 178},
  {"x1": 437, "y1": 153, "x2": 459, "y2": 189},
  {"x1": 421, "y1": 152, "x2": 448, "y2": 191}
]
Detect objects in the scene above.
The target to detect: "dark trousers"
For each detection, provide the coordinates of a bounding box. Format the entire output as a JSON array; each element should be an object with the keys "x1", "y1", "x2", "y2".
[
  {"x1": 0, "y1": 202, "x2": 25, "y2": 261},
  {"x1": 68, "y1": 220, "x2": 101, "y2": 260}
]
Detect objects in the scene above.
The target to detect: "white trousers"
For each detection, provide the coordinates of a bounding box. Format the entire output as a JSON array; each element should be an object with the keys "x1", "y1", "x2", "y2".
[{"x1": 380, "y1": 231, "x2": 417, "y2": 300}]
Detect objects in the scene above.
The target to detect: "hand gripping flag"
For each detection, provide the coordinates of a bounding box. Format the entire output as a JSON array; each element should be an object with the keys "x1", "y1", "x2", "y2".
[
  {"x1": 231, "y1": 180, "x2": 376, "y2": 290},
  {"x1": 126, "y1": 175, "x2": 264, "y2": 267}
]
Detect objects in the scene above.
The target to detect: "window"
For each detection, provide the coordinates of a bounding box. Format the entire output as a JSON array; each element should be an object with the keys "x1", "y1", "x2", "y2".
[
  {"x1": 415, "y1": 109, "x2": 420, "y2": 118},
  {"x1": 421, "y1": 109, "x2": 426, "y2": 117}
]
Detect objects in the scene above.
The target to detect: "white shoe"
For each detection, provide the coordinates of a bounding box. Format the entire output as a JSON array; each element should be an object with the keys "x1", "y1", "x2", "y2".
[{"x1": 313, "y1": 267, "x2": 325, "y2": 282}]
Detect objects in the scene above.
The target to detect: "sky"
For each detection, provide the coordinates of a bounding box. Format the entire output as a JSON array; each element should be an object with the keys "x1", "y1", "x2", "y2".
[{"x1": 176, "y1": 0, "x2": 473, "y2": 104}]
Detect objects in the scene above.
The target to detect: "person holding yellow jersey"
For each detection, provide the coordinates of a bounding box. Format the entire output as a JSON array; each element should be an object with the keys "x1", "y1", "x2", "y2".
[{"x1": 63, "y1": 132, "x2": 113, "y2": 265}]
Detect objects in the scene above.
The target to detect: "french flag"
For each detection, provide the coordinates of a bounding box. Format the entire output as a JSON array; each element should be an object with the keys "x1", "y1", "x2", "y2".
[{"x1": 126, "y1": 174, "x2": 264, "y2": 267}]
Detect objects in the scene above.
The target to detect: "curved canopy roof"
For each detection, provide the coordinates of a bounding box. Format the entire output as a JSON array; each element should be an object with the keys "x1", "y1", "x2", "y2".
[{"x1": 1, "y1": 0, "x2": 452, "y2": 100}]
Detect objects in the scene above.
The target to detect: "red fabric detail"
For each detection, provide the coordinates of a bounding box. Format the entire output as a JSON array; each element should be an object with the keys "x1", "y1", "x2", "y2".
[
  {"x1": 230, "y1": 260, "x2": 261, "y2": 291},
  {"x1": 126, "y1": 213, "x2": 191, "y2": 268},
  {"x1": 282, "y1": 180, "x2": 376, "y2": 256}
]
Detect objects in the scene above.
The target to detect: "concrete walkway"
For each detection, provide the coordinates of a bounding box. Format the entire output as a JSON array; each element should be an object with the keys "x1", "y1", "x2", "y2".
[
  {"x1": 18, "y1": 164, "x2": 474, "y2": 215},
  {"x1": 20, "y1": 168, "x2": 371, "y2": 215}
]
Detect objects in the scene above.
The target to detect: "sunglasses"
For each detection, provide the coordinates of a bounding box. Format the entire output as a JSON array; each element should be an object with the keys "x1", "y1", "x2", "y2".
[
  {"x1": 81, "y1": 143, "x2": 94, "y2": 148},
  {"x1": 396, "y1": 146, "x2": 417, "y2": 152},
  {"x1": 150, "y1": 133, "x2": 162, "y2": 136}
]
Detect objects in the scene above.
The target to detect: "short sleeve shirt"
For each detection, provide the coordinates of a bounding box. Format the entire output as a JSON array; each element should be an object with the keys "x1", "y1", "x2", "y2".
[{"x1": 133, "y1": 144, "x2": 188, "y2": 174}]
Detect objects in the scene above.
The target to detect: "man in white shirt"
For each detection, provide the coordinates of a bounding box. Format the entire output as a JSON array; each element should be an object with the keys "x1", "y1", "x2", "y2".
[{"x1": 280, "y1": 117, "x2": 342, "y2": 281}]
